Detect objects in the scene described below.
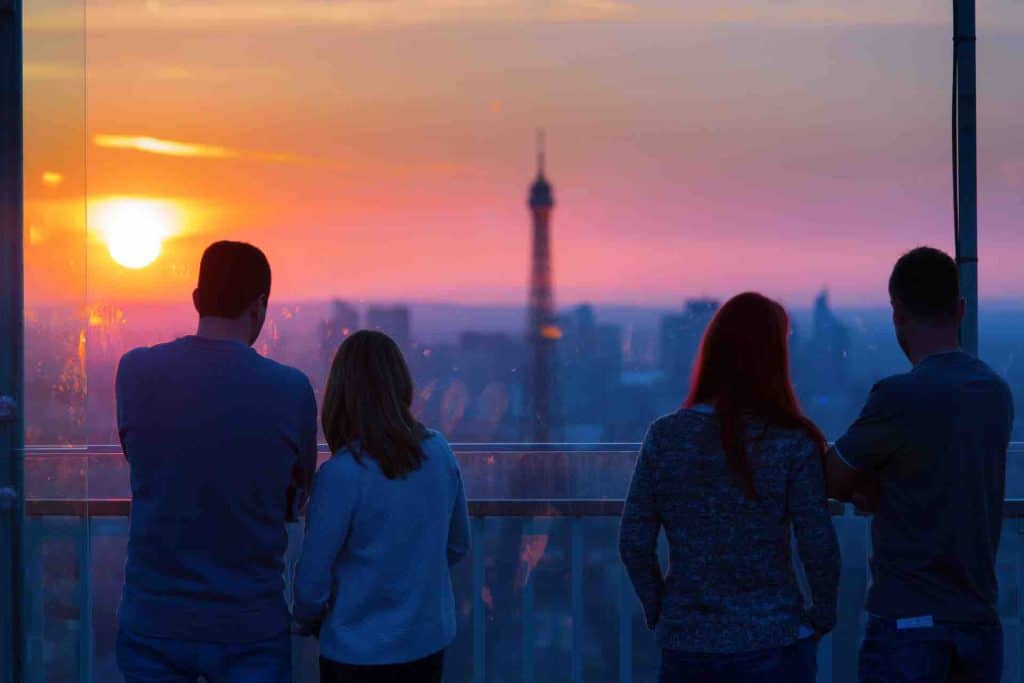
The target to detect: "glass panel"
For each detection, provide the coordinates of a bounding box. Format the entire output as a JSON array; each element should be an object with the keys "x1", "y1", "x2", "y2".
[
  {"x1": 977, "y1": 1, "x2": 1024, "y2": 443},
  {"x1": 71, "y1": 2, "x2": 963, "y2": 445},
  {"x1": 24, "y1": 0, "x2": 87, "y2": 448},
  {"x1": 24, "y1": 0, "x2": 88, "y2": 680},
  {"x1": 20, "y1": 1, "x2": 1024, "y2": 680}
]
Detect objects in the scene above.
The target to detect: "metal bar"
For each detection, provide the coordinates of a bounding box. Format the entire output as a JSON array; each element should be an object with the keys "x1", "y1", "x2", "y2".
[
  {"x1": 521, "y1": 518, "x2": 534, "y2": 683},
  {"x1": 33, "y1": 497, "x2": 1024, "y2": 519},
  {"x1": 1018, "y1": 519, "x2": 1024, "y2": 683},
  {"x1": 954, "y1": 0, "x2": 978, "y2": 356},
  {"x1": 23, "y1": 441, "x2": 1024, "y2": 458},
  {"x1": 76, "y1": 516, "x2": 93, "y2": 683},
  {"x1": 471, "y1": 516, "x2": 486, "y2": 683},
  {"x1": 617, "y1": 564, "x2": 632, "y2": 683},
  {"x1": 23, "y1": 443, "x2": 647, "y2": 456},
  {"x1": 570, "y1": 518, "x2": 583, "y2": 683},
  {"x1": 27, "y1": 518, "x2": 42, "y2": 683},
  {"x1": 817, "y1": 632, "x2": 833, "y2": 683},
  {"x1": 0, "y1": 0, "x2": 24, "y2": 679}
]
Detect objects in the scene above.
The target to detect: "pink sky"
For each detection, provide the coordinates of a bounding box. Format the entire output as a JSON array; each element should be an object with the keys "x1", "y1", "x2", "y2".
[{"x1": 22, "y1": 0, "x2": 1024, "y2": 308}]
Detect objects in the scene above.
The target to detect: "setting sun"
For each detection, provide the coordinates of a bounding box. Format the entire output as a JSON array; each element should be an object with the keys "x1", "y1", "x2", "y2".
[{"x1": 91, "y1": 198, "x2": 177, "y2": 269}]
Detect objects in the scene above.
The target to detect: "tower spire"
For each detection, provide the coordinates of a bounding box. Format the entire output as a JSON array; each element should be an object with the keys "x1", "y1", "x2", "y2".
[
  {"x1": 526, "y1": 129, "x2": 556, "y2": 441},
  {"x1": 537, "y1": 128, "x2": 545, "y2": 176}
]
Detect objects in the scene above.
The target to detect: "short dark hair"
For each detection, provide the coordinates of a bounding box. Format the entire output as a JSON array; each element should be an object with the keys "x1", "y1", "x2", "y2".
[
  {"x1": 888, "y1": 246, "x2": 960, "y2": 324},
  {"x1": 194, "y1": 241, "x2": 272, "y2": 318}
]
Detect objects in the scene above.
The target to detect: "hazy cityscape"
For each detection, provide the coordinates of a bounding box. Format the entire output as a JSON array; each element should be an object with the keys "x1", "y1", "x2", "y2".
[{"x1": 24, "y1": 293, "x2": 1024, "y2": 449}]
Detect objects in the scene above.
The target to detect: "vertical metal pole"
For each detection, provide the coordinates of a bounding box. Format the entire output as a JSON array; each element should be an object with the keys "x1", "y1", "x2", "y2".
[
  {"x1": 954, "y1": 0, "x2": 979, "y2": 356},
  {"x1": 569, "y1": 518, "x2": 583, "y2": 683},
  {"x1": 0, "y1": 0, "x2": 25, "y2": 680},
  {"x1": 472, "y1": 517, "x2": 486, "y2": 683},
  {"x1": 76, "y1": 517, "x2": 93, "y2": 683},
  {"x1": 617, "y1": 566, "x2": 632, "y2": 683},
  {"x1": 521, "y1": 519, "x2": 534, "y2": 683}
]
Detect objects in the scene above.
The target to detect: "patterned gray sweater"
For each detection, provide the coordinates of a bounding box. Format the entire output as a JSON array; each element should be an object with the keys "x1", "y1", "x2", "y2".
[{"x1": 619, "y1": 408, "x2": 840, "y2": 653}]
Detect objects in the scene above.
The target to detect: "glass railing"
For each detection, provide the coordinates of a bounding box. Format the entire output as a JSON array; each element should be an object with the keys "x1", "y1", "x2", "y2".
[{"x1": 22, "y1": 444, "x2": 1024, "y2": 683}]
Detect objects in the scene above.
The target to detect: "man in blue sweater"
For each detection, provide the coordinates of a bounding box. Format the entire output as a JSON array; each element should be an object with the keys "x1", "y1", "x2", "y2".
[{"x1": 115, "y1": 241, "x2": 318, "y2": 682}]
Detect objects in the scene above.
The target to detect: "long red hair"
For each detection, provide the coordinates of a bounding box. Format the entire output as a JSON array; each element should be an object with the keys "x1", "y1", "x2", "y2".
[{"x1": 685, "y1": 292, "x2": 825, "y2": 500}]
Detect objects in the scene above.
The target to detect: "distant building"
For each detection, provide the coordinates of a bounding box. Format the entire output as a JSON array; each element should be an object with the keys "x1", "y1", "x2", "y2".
[
  {"x1": 558, "y1": 304, "x2": 623, "y2": 437},
  {"x1": 319, "y1": 300, "x2": 360, "y2": 366},
  {"x1": 811, "y1": 290, "x2": 851, "y2": 386},
  {"x1": 367, "y1": 305, "x2": 412, "y2": 351},
  {"x1": 796, "y1": 289, "x2": 854, "y2": 437},
  {"x1": 659, "y1": 298, "x2": 719, "y2": 389},
  {"x1": 448, "y1": 331, "x2": 526, "y2": 441}
]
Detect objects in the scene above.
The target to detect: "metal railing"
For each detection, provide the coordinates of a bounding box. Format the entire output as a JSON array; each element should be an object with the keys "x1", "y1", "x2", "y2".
[{"x1": 20, "y1": 443, "x2": 1024, "y2": 683}]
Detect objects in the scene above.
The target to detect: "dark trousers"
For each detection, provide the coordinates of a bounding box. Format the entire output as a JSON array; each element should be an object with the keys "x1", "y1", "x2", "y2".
[
  {"x1": 320, "y1": 651, "x2": 444, "y2": 683},
  {"x1": 659, "y1": 638, "x2": 817, "y2": 683},
  {"x1": 859, "y1": 615, "x2": 1003, "y2": 683},
  {"x1": 116, "y1": 628, "x2": 291, "y2": 683}
]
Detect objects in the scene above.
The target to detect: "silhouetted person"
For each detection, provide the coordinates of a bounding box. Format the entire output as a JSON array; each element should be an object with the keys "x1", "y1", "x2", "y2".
[
  {"x1": 826, "y1": 247, "x2": 1013, "y2": 682},
  {"x1": 621, "y1": 293, "x2": 839, "y2": 682},
  {"x1": 115, "y1": 241, "x2": 318, "y2": 682},
  {"x1": 293, "y1": 330, "x2": 471, "y2": 683}
]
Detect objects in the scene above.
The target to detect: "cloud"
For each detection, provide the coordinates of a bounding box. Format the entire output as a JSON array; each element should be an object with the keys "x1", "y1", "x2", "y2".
[
  {"x1": 27, "y1": 0, "x2": 637, "y2": 32},
  {"x1": 27, "y1": 0, "x2": 1024, "y2": 33},
  {"x1": 93, "y1": 134, "x2": 325, "y2": 165}
]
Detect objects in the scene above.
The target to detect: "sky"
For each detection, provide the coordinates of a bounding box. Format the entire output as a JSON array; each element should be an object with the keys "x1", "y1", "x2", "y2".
[{"x1": 21, "y1": 0, "x2": 1024, "y2": 309}]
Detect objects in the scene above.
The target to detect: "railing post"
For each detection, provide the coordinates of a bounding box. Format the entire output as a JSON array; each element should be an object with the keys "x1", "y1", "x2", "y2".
[
  {"x1": 76, "y1": 516, "x2": 93, "y2": 683},
  {"x1": 471, "y1": 516, "x2": 486, "y2": 683},
  {"x1": 569, "y1": 517, "x2": 583, "y2": 683},
  {"x1": 953, "y1": 0, "x2": 978, "y2": 356},
  {"x1": 0, "y1": 0, "x2": 25, "y2": 680},
  {"x1": 618, "y1": 565, "x2": 632, "y2": 683},
  {"x1": 27, "y1": 517, "x2": 42, "y2": 683},
  {"x1": 521, "y1": 518, "x2": 534, "y2": 683},
  {"x1": 1017, "y1": 519, "x2": 1024, "y2": 683}
]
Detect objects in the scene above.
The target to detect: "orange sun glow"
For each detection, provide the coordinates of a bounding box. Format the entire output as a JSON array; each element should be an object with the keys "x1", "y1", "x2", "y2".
[{"x1": 91, "y1": 198, "x2": 178, "y2": 269}]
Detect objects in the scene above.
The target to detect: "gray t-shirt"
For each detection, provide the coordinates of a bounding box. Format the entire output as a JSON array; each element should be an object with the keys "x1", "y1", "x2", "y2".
[{"x1": 835, "y1": 351, "x2": 1014, "y2": 623}]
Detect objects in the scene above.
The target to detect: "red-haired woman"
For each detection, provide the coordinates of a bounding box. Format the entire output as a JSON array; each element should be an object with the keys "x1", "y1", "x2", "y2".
[{"x1": 619, "y1": 292, "x2": 840, "y2": 682}]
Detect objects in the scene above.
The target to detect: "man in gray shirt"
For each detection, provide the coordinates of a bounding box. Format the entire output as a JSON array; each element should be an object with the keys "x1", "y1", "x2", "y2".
[{"x1": 826, "y1": 247, "x2": 1013, "y2": 682}]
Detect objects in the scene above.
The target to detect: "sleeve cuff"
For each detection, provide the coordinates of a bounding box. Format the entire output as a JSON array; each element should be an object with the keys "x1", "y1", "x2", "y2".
[{"x1": 831, "y1": 442, "x2": 861, "y2": 471}]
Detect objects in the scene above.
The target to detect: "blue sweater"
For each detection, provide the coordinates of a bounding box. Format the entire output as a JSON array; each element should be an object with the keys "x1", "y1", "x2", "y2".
[
  {"x1": 619, "y1": 408, "x2": 840, "y2": 653},
  {"x1": 116, "y1": 336, "x2": 318, "y2": 642},
  {"x1": 293, "y1": 431, "x2": 471, "y2": 665}
]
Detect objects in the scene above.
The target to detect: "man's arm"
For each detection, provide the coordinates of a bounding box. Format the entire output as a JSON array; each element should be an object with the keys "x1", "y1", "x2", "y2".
[
  {"x1": 825, "y1": 447, "x2": 880, "y2": 512},
  {"x1": 288, "y1": 377, "x2": 319, "y2": 521},
  {"x1": 826, "y1": 379, "x2": 903, "y2": 510},
  {"x1": 114, "y1": 350, "x2": 139, "y2": 460},
  {"x1": 824, "y1": 447, "x2": 858, "y2": 502}
]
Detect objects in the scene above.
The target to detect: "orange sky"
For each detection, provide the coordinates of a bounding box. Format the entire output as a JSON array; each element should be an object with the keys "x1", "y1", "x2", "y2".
[{"x1": 22, "y1": 0, "x2": 1024, "y2": 309}]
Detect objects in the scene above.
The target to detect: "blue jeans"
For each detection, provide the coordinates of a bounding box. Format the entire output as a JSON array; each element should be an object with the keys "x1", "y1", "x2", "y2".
[
  {"x1": 859, "y1": 616, "x2": 1002, "y2": 683},
  {"x1": 116, "y1": 628, "x2": 291, "y2": 683},
  {"x1": 659, "y1": 638, "x2": 818, "y2": 682}
]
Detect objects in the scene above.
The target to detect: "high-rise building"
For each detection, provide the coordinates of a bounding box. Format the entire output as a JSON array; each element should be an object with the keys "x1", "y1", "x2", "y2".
[
  {"x1": 526, "y1": 130, "x2": 558, "y2": 442},
  {"x1": 659, "y1": 298, "x2": 720, "y2": 388},
  {"x1": 367, "y1": 305, "x2": 412, "y2": 351},
  {"x1": 809, "y1": 289, "x2": 851, "y2": 387},
  {"x1": 558, "y1": 304, "x2": 623, "y2": 440},
  {"x1": 319, "y1": 300, "x2": 360, "y2": 369}
]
